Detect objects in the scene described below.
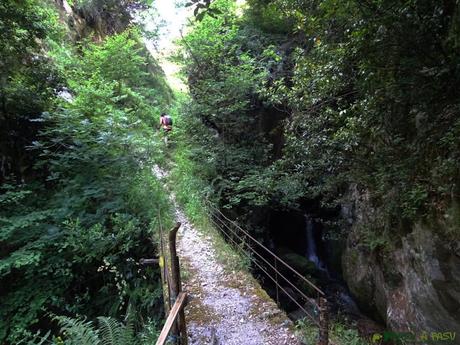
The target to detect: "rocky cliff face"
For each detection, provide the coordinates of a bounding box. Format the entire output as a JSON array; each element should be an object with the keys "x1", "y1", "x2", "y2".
[
  {"x1": 54, "y1": 0, "x2": 138, "y2": 41},
  {"x1": 54, "y1": 0, "x2": 98, "y2": 41},
  {"x1": 342, "y1": 186, "x2": 460, "y2": 334}
]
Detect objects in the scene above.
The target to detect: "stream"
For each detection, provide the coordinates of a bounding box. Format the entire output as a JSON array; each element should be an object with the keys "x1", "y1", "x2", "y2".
[{"x1": 246, "y1": 208, "x2": 381, "y2": 333}]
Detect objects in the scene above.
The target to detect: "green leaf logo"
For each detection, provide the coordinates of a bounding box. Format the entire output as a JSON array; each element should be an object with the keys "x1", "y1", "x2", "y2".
[{"x1": 372, "y1": 333, "x2": 383, "y2": 343}]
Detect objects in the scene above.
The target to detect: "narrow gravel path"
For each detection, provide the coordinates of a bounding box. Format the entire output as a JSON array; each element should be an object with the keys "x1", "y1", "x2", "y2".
[
  {"x1": 152, "y1": 165, "x2": 302, "y2": 345},
  {"x1": 175, "y1": 205, "x2": 301, "y2": 345}
]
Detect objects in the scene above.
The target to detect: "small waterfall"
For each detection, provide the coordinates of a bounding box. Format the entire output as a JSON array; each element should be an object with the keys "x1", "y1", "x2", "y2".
[
  {"x1": 305, "y1": 215, "x2": 320, "y2": 267},
  {"x1": 305, "y1": 215, "x2": 329, "y2": 273}
]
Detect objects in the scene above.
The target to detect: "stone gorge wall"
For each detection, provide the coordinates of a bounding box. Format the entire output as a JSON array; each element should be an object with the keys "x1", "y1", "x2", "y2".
[
  {"x1": 54, "y1": 0, "x2": 98, "y2": 41},
  {"x1": 341, "y1": 186, "x2": 460, "y2": 334},
  {"x1": 54, "y1": 0, "x2": 134, "y2": 41}
]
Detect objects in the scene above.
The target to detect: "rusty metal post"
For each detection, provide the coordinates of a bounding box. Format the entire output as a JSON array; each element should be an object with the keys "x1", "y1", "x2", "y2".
[
  {"x1": 318, "y1": 297, "x2": 329, "y2": 345},
  {"x1": 169, "y1": 222, "x2": 188, "y2": 345},
  {"x1": 274, "y1": 257, "x2": 280, "y2": 306}
]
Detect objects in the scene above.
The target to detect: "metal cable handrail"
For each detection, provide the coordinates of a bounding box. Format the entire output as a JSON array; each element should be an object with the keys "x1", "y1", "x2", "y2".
[
  {"x1": 210, "y1": 213, "x2": 319, "y2": 309},
  {"x1": 205, "y1": 200, "x2": 325, "y2": 296},
  {"x1": 209, "y1": 216, "x2": 320, "y2": 326}
]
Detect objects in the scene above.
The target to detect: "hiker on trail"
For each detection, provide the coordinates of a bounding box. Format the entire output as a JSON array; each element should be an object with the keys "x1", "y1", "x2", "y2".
[
  {"x1": 159, "y1": 113, "x2": 173, "y2": 132},
  {"x1": 158, "y1": 113, "x2": 173, "y2": 145}
]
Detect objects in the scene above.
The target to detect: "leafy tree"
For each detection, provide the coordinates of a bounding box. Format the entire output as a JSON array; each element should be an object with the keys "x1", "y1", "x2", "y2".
[
  {"x1": 177, "y1": 0, "x2": 291, "y2": 220},
  {"x1": 0, "y1": 0, "x2": 61, "y2": 184},
  {"x1": 262, "y1": 0, "x2": 460, "y2": 234},
  {"x1": 178, "y1": 0, "x2": 460, "y2": 243},
  {"x1": 1, "y1": 2, "x2": 172, "y2": 343}
]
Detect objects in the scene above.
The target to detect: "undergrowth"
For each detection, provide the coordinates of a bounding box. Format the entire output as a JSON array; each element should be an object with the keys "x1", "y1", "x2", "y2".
[
  {"x1": 296, "y1": 318, "x2": 370, "y2": 345},
  {"x1": 167, "y1": 92, "x2": 250, "y2": 273}
]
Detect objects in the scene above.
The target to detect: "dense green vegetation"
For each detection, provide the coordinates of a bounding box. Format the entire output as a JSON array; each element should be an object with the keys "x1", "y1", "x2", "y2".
[
  {"x1": 0, "y1": 0, "x2": 171, "y2": 343},
  {"x1": 2, "y1": 0, "x2": 460, "y2": 342},
  {"x1": 178, "y1": 0, "x2": 460, "y2": 245}
]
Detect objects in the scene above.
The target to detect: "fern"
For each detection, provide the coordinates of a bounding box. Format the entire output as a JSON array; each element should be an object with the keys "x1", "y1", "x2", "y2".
[
  {"x1": 16, "y1": 331, "x2": 52, "y2": 345},
  {"x1": 97, "y1": 317, "x2": 134, "y2": 345},
  {"x1": 54, "y1": 316, "x2": 100, "y2": 345},
  {"x1": 52, "y1": 315, "x2": 135, "y2": 345}
]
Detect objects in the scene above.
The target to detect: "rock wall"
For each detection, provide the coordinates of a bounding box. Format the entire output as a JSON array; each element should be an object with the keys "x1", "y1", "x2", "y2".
[
  {"x1": 54, "y1": 0, "x2": 134, "y2": 41},
  {"x1": 54, "y1": 0, "x2": 99, "y2": 41},
  {"x1": 342, "y1": 186, "x2": 460, "y2": 334}
]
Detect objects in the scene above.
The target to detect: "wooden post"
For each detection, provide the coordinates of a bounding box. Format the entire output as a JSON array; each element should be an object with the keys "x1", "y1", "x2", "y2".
[
  {"x1": 160, "y1": 255, "x2": 171, "y2": 316},
  {"x1": 318, "y1": 297, "x2": 329, "y2": 345},
  {"x1": 158, "y1": 211, "x2": 171, "y2": 316},
  {"x1": 169, "y1": 222, "x2": 188, "y2": 345}
]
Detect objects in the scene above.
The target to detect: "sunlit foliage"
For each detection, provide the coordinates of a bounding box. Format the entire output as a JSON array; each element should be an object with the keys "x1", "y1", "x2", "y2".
[
  {"x1": 178, "y1": 0, "x2": 460, "y2": 241},
  {"x1": 0, "y1": 1, "x2": 171, "y2": 343}
]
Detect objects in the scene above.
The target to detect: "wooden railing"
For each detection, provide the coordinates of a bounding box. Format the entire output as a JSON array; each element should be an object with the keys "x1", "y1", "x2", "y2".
[
  {"x1": 155, "y1": 292, "x2": 188, "y2": 345},
  {"x1": 143, "y1": 222, "x2": 188, "y2": 345},
  {"x1": 148, "y1": 203, "x2": 330, "y2": 345}
]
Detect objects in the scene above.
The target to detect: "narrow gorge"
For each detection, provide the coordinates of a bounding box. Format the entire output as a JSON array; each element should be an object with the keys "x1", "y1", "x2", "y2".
[{"x1": 1, "y1": 0, "x2": 459, "y2": 344}]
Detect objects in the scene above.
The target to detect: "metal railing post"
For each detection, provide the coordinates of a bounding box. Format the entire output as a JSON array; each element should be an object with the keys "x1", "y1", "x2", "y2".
[
  {"x1": 274, "y1": 257, "x2": 279, "y2": 307},
  {"x1": 318, "y1": 297, "x2": 329, "y2": 345}
]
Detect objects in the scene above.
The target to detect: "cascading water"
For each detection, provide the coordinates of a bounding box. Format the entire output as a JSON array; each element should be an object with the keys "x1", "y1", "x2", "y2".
[
  {"x1": 304, "y1": 215, "x2": 363, "y2": 317},
  {"x1": 265, "y1": 210, "x2": 371, "y2": 325},
  {"x1": 305, "y1": 215, "x2": 320, "y2": 267},
  {"x1": 304, "y1": 215, "x2": 328, "y2": 273}
]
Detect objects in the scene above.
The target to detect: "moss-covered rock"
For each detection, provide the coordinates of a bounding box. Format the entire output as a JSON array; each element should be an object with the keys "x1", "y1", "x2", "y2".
[{"x1": 279, "y1": 252, "x2": 317, "y2": 276}]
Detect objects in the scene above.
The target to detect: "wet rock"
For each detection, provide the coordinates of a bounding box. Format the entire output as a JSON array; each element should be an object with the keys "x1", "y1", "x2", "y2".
[{"x1": 342, "y1": 186, "x2": 460, "y2": 334}]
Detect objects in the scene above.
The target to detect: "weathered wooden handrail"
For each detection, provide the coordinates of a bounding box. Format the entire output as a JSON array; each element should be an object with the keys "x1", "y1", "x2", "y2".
[
  {"x1": 155, "y1": 292, "x2": 188, "y2": 345},
  {"x1": 168, "y1": 222, "x2": 187, "y2": 344}
]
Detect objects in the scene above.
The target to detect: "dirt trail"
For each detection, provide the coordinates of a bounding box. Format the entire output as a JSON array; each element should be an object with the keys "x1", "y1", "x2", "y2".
[{"x1": 153, "y1": 166, "x2": 302, "y2": 345}]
